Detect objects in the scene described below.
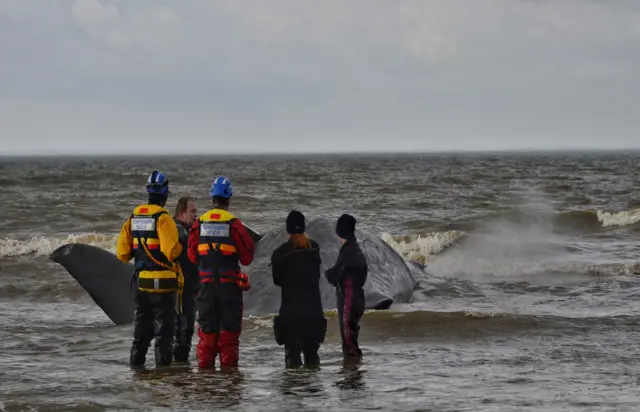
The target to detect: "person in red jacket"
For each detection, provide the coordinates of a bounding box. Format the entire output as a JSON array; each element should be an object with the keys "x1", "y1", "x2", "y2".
[{"x1": 188, "y1": 176, "x2": 255, "y2": 369}]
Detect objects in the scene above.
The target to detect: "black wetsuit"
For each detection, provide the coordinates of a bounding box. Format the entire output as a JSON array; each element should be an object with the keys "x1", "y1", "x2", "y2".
[
  {"x1": 271, "y1": 239, "x2": 326, "y2": 367},
  {"x1": 325, "y1": 237, "x2": 368, "y2": 358},
  {"x1": 173, "y1": 219, "x2": 199, "y2": 362}
]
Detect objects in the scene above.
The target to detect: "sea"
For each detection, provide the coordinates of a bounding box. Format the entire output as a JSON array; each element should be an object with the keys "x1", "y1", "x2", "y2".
[{"x1": 1, "y1": 151, "x2": 640, "y2": 412}]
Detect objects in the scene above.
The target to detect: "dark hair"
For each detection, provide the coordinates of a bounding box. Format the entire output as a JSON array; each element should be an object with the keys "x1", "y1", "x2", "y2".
[
  {"x1": 212, "y1": 195, "x2": 229, "y2": 206},
  {"x1": 174, "y1": 196, "x2": 195, "y2": 218},
  {"x1": 148, "y1": 193, "x2": 168, "y2": 206}
]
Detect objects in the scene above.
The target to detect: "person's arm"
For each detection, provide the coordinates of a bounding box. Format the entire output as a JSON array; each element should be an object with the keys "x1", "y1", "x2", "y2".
[
  {"x1": 325, "y1": 267, "x2": 338, "y2": 286},
  {"x1": 157, "y1": 213, "x2": 182, "y2": 263},
  {"x1": 176, "y1": 223, "x2": 189, "y2": 253},
  {"x1": 313, "y1": 241, "x2": 321, "y2": 267},
  {"x1": 325, "y1": 247, "x2": 345, "y2": 286},
  {"x1": 327, "y1": 243, "x2": 366, "y2": 287},
  {"x1": 187, "y1": 218, "x2": 201, "y2": 265},
  {"x1": 271, "y1": 245, "x2": 288, "y2": 287},
  {"x1": 115, "y1": 216, "x2": 133, "y2": 263},
  {"x1": 231, "y1": 219, "x2": 255, "y2": 266},
  {"x1": 338, "y1": 243, "x2": 369, "y2": 285},
  {"x1": 356, "y1": 250, "x2": 368, "y2": 286},
  {"x1": 271, "y1": 249, "x2": 282, "y2": 287}
]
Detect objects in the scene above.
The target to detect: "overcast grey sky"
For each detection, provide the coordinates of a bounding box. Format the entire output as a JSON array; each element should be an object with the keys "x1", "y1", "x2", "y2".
[{"x1": 1, "y1": 0, "x2": 639, "y2": 155}]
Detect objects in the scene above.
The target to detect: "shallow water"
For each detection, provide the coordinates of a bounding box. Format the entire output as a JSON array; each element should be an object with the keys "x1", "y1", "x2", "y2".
[{"x1": 2, "y1": 151, "x2": 640, "y2": 411}]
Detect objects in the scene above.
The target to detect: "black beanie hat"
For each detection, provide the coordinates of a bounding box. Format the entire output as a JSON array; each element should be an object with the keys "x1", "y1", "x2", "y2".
[
  {"x1": 336, "y1": 213, "x2": 356, "y2": 239},
  {"x1": 286, "y1": 210, "x2": 305, "y2": 234}
]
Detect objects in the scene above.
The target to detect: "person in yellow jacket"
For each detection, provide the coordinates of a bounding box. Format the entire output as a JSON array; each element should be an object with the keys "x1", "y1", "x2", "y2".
[{"x1": 116, "y1": 170, "x2": 183, "y2": 367}]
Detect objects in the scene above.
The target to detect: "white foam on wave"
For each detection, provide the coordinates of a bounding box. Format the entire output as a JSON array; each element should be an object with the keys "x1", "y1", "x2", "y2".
[
  {"x1": 0, "y1": 233, "x2": 117, "y2": 257},
  {"x1": 0, "y1": 230, "x2": 465, "y2": 261},
  {"x1": 380, "y1": 231, "x2": 466, "y2": 265},
  {"x1": 597, "y1": 208, "x2": 640, "y2": 228},
  {"x1": 2, "y1": 229, "x2": 636, "y2": 279}
]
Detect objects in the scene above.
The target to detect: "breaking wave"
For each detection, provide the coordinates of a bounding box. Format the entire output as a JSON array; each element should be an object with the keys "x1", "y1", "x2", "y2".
[
  {"x1": 379, "y1": 231, "x2": 465, "y2": 265},
  {"x1": 481, "y1": 208, "x2": 639, "y2": 230},
  {"x1": 0, "y1": 234, "x2": 118, "y2": 257},
  {"x1": 597, "y1": 208, "x2": 640, "y2": 228},
  {"x1": 1, "y1": 207, "x2": 639, "y2": 268},
  {"x1": 0, "y1": 231, "x2": 466, "y2": 263}
]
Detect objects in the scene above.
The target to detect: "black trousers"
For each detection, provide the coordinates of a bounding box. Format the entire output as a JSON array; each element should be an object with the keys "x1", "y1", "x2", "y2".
[
  {"x1": 130, "y1": 289, "x2": 176, "y2": 366},
  {"x1": 196, "y1": 282, "x2": 243, "y2": 335},
  {"x1": 285, "y1": 341, "x2": 320, "y2": 368},
  {"x1": 274, "y1": 316, "x2": 326, "y2": 368},
  {"x1": 173, "y1": 280, "x2": 198, "y2": 362},
  {"x1": 337, "y1": 283, "x2": 365, "y2": 358}
]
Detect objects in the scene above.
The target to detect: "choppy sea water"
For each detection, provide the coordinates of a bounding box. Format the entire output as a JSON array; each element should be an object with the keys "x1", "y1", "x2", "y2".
[{"x1": 1, "y1": 152, "x2": 640, "y2": 411}]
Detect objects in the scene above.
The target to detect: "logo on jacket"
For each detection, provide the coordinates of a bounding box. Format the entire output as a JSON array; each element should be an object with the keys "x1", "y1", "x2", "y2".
[
  {"x1": 131, "y1": 218, "x2": 156, "y2": 232},
  {"x1": 201, "y1": 223, "x2": 230, "y2": 237}
]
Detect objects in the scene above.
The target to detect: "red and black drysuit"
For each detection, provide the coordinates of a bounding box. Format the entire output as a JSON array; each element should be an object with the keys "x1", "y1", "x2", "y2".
[
  {"x1": 187, "y1": 207, "x2": 254, "y2": 368},
  {"x1": 325, "y1": 237, "x2": 368, "y2": 358}
]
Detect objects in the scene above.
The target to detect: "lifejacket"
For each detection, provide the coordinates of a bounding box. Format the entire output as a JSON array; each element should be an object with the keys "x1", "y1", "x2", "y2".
[
  {"x1": 175, "y1": 219, "x2": 190, "y2": 242},
  {"x1": 197, "y1": 208, "x2": 240, "y2": 284},
  {"x1": 130, "y1": 205, "x2": 180, "y2": 293}
]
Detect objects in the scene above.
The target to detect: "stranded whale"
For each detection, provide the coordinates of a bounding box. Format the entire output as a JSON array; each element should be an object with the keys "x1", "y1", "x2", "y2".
[
  {"x1": 242, "y1": 217, "x2": 420, "y2": 316},
  {"x1": 49, "y1": 217, "x2": 422, "y2": 325}
]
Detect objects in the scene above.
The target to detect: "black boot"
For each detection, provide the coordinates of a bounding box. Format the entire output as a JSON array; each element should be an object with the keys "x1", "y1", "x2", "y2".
[
  {"x1": 153, "y1": 293, "x2": 177, "y2": 366},
  {"x1": 302, "y1": 341, "x2": 320, "y2": 367},
  {"x1": 130, "y1": 291, "x2": 153, "y2": 366},
  {"x1": 173, "y1": 345, "x2": 190, "y2": 363},
  {"x1": 173, "y1": 312, "x2": 195, "y2": 362},
  {"x1": 285, "y1": 343, "x2": 303, "y2": 368},
  {"x1": 173, "y1": 344, "x2": 191, "y2": 362},
  {"x1": 130, "y1": 342, "x2": 149, "y2": 366},
  {"x1": 155, "y1": 345, "x2": 173, "y2": 366}
]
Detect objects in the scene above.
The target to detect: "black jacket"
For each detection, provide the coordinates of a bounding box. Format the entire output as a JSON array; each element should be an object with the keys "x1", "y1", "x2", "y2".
[
  {"x1": 271, "y1": 239, "x2": 324, "y2": 321},
  {"x1": 325, "y1": 238, "x2": 368, "y2": 296},
  {"x1": 175, "y1": 219, "x2": 199, "y2": 288}
]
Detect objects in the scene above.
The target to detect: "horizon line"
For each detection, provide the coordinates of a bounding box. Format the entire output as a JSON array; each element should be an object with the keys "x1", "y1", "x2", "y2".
[{"x1": 3, "y1": 147, "x2": 640, "y2": 158}]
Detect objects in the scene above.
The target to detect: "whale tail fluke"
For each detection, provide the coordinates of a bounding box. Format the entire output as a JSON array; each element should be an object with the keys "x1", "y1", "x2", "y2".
[{"x1": 49, "y1": 243, "x2": 135, "y2": 326}]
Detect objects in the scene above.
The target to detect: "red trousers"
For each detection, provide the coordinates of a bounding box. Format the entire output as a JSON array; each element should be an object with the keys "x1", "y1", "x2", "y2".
[
  {"x1": 196, "y1": 327, "x2": 241, "y2": 368},
  {"x1": 195, "y1": 282, "x2": 243, "y2": 368}
]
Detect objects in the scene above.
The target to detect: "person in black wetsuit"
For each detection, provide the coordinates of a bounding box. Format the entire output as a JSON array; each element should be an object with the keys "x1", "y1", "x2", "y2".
[
  {"x1": 325, "y1": 213, "x2": 368, "y2": 360},
  {"x1": 271, "y1": 210, "x2": 327, "y2": 368},
  {"x1": 172, "y1": 196, "x2": 199, "y2": 362}
]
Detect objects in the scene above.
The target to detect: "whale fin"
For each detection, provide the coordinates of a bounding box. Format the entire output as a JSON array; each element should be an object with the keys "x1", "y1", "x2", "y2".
[
  {"x1": 49, "y1": 243, "x2": 135, "y2": 326},
  {"x1": 243, "y1": 225, "x2": 263, "y2": 243},
  {"x1": 48, "y1": 222, "x2": 261, "y2": 326}
]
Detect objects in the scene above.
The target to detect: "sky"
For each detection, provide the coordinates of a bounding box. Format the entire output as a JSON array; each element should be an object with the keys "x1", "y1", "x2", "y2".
[{"x1": 0, "y1": 0, "x2": 639, "y2": 155}]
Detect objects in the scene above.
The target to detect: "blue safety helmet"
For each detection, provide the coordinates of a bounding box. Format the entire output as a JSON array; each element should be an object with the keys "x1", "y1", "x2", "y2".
[
  {"x1": 210, "y1": 176, "x2": 232, "y2": 198},
  {"x1": 146, "y1": 170, "x2": 169, "y2": 196}
]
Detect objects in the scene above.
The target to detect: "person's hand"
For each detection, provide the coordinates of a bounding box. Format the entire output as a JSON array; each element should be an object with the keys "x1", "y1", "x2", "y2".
[{"x1": 237, "y1": 273, "x2": 251, "y2": 291}]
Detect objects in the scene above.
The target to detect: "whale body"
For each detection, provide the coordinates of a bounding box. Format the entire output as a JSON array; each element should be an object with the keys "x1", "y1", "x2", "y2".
[
  {"x1": 49, "y1": 217, "x2": 421, "y2": 325},
  {"x1": 243, "y1": 217, "x2": 420, "y2": 316}
]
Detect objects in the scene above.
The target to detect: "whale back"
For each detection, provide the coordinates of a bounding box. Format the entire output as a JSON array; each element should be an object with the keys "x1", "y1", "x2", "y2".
[{"x1": 243, "y1": 217, "x2": 417, "y2": 316}]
